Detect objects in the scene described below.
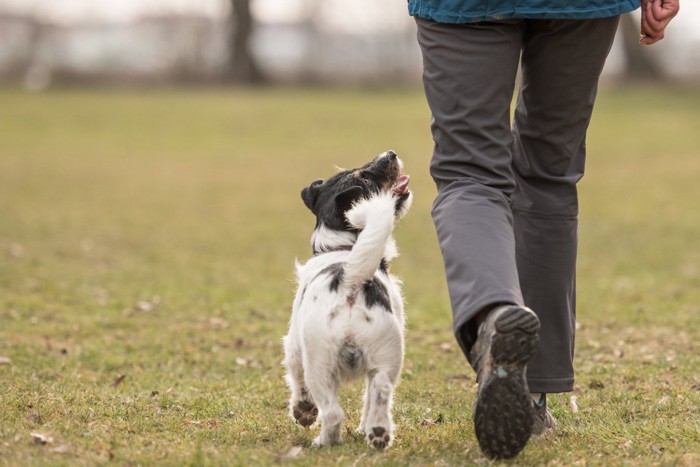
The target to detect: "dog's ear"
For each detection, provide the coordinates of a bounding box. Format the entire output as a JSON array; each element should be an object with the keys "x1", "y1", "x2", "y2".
[
  {"x1": 301, "y1": 179, "x2": 324, "y2": 212},
  {"x1": 335, "y1": 186, "x2": 363, "y2": 214}
]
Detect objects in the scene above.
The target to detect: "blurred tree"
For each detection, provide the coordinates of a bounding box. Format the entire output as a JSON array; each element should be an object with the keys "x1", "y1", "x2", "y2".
[
  {"x1": 619, "y1": 13, "x2": 665, "y2": 80},
  {"x1": 226, "y1": 0, "x2": 266, "y2": 84}
]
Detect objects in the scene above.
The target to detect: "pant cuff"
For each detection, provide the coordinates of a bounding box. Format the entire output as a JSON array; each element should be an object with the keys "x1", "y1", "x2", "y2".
[{"x1": 526, "y1": 376, "x2": 574, "y2": 393}]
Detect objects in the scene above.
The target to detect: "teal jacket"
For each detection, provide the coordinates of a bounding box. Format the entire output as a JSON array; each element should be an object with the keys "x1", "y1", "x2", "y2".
[{"x1": 408, "y1": 0, "x2": 639, "y2": 23}]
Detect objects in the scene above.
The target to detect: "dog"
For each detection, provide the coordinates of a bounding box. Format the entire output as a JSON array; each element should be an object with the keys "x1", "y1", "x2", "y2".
[{"x1": 283, "y1": 150, "x2": 412, "y2": 450}]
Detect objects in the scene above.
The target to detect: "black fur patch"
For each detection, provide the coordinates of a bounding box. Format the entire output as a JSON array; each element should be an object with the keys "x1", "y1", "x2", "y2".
[
  {"x1": 313, "y1": 244, "x2": 353, "y2": 256},
  {"x1": 363, "y1": 277, "x2": 391, "y2": 312},
  {"x1": 339, "y1": 339, "x2": 363, "y2": 369},
  {"x1": 301, "y1": 153, "x2": 402, "y2": 235},
  {"x1": 379, "y1": 259, "x2": 389, "y2": 274},
  {"x1": 313, "y1": 263, "x2": 344, "y2": 292}
]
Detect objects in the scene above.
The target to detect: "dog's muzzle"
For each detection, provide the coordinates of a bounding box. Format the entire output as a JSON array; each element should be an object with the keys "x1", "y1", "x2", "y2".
[{"x1": 379, "y1": 150, "x2": 410, "y2": 196}]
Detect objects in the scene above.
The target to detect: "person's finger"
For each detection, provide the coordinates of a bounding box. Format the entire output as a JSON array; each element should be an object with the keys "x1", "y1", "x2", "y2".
[
  {"x1": 640, "y1": 17, "x2": 665, "y2": 44},
  {"x1": 651, "y1": 0, "x2": 679, "y2": 22},
  {"x1": 643, "y1": 2, "x2": 667, "y2": 34},
  {"x1": 639, "y1": 29, "x2": 662, "y2": 45},
  {"x1": 640, "y1": 33, "x2": 662, "y2": 45},
  {"x1": 640, "y1": 3, "x2": 651, "y2": 34},
  {"x1": 640, "y1": 6, "x2": 663, "y2": 45},
  {"x1": 641, "y1": 10, "x2": 663, "y2": 38},
  {"x1": 639, "y1": 0, "x2": 677, "y2": 45}
]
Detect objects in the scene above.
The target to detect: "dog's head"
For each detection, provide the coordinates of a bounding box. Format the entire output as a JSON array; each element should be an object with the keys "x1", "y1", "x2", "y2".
[{"x1": 301, "y1": 150, "x2": 411, "y2": 236}]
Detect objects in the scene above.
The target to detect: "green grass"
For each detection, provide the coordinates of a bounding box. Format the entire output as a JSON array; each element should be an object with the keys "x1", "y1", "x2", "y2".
[{"x1": 1, "y1": 85, "x2": 699, "y2": 465}]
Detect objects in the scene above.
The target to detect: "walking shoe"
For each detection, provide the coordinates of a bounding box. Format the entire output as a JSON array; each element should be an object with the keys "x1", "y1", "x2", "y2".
[
  {"x1": 531, "y1": 393, "x2": 557, "y2": 436},
  {"x1": 470, "y1": 305, "x2": 541, "y2": 459}
]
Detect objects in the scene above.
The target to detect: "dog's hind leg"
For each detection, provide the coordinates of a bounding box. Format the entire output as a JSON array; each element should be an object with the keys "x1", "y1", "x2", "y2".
[
  {"x1": 283, "y1": 337, "x2": 318, "y2": 428},
  {"x1": 357, "y1": 381, "x2": 371, "y2": 435},
  {"x1": 306, "y1": 373, "x2": 344, "y2": 447},
  {"x1": 363, "y1": 370, "x2": 396, "y2": 450}
]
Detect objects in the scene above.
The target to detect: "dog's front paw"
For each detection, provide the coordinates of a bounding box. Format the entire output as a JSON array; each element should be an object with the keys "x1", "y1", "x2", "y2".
[
  {"x1": 367, "y1": 426, "x2": 392, "y2": 450},
  {"x1": 292, "y1": 400, "x2": 318, "y2": 428}
]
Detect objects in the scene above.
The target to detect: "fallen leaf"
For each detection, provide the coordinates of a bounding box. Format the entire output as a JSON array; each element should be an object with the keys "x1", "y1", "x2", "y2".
[
  {"x1": 207, "y1": 317, "x2": 229, "y2": 329},
  {"x1": 619, "y1": 439, "x2": 633, "y2": 449},
  {"x1": 0, "y1": 356, "x2": 11, "y2": 365},
  {"x1": 235, "y1": 357, "x2": 249, "y2": 366},
  {"x1": 112, "y1": 374, "x2": 126, "y2": 387},
  {"x1": 589, "y1": 380, "x2": 605, "y2": 390},
  {"x1": 9, "y1": 243, "x2": 24, "y2": 258},
  {"x1": 640, "y1": 354, "x2": 655, "y2": 365},
  {"x1": 420, "y1": 414, "x2": 444, "y2": 426},
  {"x1": 249, "y1": 308, "x2": 266, "y2": 318},
  {"x1": 30, "y1": 432, "x2": 54, "y2": 444},
  {"x1": 50, "y1": 443, "x2": 70, "y2": 454},
  {"x1": 587, "y1": 339, "x2": 601, "y2": 349},
  {"x1": 280, "y1": 445, "x2": 303, "y2": 459},
  {"x1": 448, "y1": 374, "x2": 471, "y2": 380},
  {"x1": 569, "y1": 395, "x2": 579, "y2": 413},
  {"x1": 136, "y1": 300, "x2": 155, "y2": 312}
]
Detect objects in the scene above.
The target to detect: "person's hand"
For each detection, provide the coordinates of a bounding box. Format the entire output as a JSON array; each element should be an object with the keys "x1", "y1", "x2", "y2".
[{"x1": 640, "y1": 0, "x2": 680, "y2": 45}]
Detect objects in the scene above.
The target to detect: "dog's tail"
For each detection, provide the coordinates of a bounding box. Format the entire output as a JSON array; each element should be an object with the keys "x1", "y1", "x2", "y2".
[{"x1": 343, "y1": 192, "x2": 397, "y2": 288}]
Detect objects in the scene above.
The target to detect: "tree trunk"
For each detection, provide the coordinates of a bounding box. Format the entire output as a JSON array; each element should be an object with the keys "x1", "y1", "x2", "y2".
[{"x1": 227, "y1": 0, "x2": 266, "y2": 85}]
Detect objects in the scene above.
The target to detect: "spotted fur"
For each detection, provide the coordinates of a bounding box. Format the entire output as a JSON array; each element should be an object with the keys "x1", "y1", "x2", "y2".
[{"x1": 283, "y1": 150, "x2": 412, "y2": 450}]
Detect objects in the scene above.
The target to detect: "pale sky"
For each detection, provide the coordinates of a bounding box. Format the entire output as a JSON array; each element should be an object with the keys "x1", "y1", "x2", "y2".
[
  {"x1": 1, "y1": 0, "x2": 228, "y2": 23},
  {"x1": 0, "y1": 0, "x2": 335, "y2": 23},
  {"x1": 1, "y1": 0, "x2": 698, "y2": 39}
]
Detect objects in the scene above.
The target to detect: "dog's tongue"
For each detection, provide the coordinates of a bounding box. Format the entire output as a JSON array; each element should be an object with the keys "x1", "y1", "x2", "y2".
[{"x1": 392, "y1": 175, "x2": 410, "y2": 195}]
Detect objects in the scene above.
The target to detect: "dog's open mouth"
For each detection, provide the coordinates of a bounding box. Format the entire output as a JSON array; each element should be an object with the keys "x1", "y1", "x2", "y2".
[{"x1": 392, "y1": 175, "x2": 410, "y2": 195}]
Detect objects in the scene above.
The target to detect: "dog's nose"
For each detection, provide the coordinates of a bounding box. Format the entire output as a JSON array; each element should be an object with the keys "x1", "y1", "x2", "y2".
[{"x1": 384, "y1": 150, "x2": 397, "y2": 160}]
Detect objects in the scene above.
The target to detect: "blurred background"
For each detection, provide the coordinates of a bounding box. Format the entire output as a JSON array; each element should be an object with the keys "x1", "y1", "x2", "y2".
[
  {"x1": 1, "y1": 0, "x2": 700, "y2": 89},
  {"x1": 2, "y1": 3, "x2": 700, "y2": 464}
]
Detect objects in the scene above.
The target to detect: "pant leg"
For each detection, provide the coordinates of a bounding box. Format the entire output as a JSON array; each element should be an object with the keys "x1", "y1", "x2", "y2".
[
  {"x1": 511, "y1": 17, "x2": 620, "y2": 393},
  {"x1": 415, "y1": 18, "x2": 525, "y2": 359}
]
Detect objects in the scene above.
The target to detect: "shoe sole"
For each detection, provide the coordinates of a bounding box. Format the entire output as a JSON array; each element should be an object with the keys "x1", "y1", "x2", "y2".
[{"x1": 474, "y1": 307, "x2": 540, "y2": 459}]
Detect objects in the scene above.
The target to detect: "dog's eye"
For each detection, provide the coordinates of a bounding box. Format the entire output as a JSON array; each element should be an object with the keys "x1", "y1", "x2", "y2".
[{"x1": 361, "y1": 178, "x2": 376, "y2": 190}]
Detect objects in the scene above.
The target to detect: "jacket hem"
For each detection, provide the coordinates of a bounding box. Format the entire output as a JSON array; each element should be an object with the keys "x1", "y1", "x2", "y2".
[{"x1": 409, "y1": 3, "x2": 639, "y2": 24}]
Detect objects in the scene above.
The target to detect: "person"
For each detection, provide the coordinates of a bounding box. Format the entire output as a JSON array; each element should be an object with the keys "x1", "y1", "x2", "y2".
[{"x1": 408, "y1": 0, "x2": 680, "y2": 459}]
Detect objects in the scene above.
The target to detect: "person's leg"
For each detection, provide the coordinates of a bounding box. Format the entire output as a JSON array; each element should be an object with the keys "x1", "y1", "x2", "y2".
[
  {"x1": 415, "y1": 18, "x2": 525, "y2": 359},
  {"x1": 511, "y1": 17, "x2": 621, "y2": 394},
  {"x1": 417, "y1": 19, "x2": 543, "y2": 458}
]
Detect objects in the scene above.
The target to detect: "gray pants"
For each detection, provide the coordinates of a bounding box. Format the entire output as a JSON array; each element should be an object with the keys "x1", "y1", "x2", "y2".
[{"x1": 416, "y1": 16, "x2": 619, "y2": 393}]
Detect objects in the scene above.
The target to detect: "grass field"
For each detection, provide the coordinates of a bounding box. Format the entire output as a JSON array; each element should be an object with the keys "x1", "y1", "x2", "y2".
[{"x1": 1, "y1": 85, "x2": 699, "y2": 466}]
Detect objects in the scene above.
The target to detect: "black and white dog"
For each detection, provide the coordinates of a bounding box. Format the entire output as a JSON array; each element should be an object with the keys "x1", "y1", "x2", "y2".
[{"x1": 283, "y1": 150, "x2": 412, "y2": 450}]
